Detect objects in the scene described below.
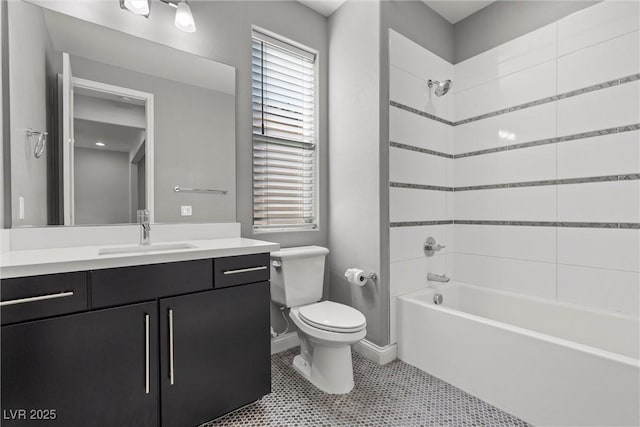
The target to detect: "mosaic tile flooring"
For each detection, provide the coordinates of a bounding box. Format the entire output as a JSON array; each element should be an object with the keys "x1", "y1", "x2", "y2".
[{"x1": 202, "y1": 348, "x2": 529, "y2": 427}]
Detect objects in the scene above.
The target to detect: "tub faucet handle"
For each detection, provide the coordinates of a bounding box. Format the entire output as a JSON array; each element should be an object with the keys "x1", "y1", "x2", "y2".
[{"x1": 424, "y1": 237, "x2": 445, "y2": 257}]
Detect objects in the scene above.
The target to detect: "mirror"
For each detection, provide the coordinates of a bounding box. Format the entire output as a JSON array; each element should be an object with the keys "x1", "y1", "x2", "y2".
[{"x1": 5, "y1": 1, "x2": 236, "y2": 227}]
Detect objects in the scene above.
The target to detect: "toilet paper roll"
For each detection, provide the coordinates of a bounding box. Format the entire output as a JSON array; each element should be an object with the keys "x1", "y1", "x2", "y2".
[{"x1": 345, "y1": 268, "x2": 367, "y2": 286}]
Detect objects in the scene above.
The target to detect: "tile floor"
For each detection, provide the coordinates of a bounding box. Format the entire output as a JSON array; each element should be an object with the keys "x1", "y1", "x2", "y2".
[{"x1": 202, "y1": 348, "x2": 529, "y2": 427}]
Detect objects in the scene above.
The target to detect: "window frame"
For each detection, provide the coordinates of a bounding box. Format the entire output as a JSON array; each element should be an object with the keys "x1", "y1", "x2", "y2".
[{"x1": 251, "y1": 27, "x2": 320, "y2": 234}]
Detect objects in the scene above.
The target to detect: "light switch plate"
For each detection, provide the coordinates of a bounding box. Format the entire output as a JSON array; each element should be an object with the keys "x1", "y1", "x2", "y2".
[{"x1": 180, "y1": 205, "x2": 192, "y2": 216}]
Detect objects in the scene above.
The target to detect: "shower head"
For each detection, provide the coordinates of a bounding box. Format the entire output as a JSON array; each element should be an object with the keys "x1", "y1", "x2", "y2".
[{"x1": 427, "y1": 79, "x2": 452, "y2": 97}]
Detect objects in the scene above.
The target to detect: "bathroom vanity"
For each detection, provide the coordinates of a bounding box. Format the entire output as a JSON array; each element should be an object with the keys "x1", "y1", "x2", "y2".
[{"x1": 0, "y1": 237, "x2": 278, "y2": 427}]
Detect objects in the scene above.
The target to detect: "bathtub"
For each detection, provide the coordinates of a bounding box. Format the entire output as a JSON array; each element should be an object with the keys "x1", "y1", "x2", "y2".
[{"x1": 397, "y1": 282, "x2": 640, "y2": 427}]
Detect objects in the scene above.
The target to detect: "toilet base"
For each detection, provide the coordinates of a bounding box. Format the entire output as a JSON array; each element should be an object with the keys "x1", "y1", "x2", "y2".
[{"x1": 292, "y1": 343, "x2": 355, "y2": 394}]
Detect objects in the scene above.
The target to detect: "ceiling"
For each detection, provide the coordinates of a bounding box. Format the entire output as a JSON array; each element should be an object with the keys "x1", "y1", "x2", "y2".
[
  {"x1": 423, "y1": 1, "x2": 495, "y2": 23},
  {"x1": 297, "y1": 0, "x2": 495, "y2": 23}
]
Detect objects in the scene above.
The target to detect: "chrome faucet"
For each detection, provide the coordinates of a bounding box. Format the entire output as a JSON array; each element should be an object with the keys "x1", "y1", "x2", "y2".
[
  {"x1": 427, "y1": 272, "x2": 450, "y2": 283},
  {"x1": 137, "y1": 209, "x2": 151, "y2": 246}
]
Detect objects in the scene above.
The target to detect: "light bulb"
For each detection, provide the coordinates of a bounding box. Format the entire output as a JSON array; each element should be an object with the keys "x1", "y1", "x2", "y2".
[{"x1": 175, "y1": 1, "x2": 196, "y2": 33}]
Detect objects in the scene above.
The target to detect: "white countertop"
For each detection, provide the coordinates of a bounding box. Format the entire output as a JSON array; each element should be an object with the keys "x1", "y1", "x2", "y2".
[{"x1": 0, "y1": 238, "x2": 280, "y2": 279}]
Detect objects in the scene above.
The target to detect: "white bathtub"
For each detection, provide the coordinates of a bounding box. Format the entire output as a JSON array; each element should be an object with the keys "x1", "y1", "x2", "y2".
[{"x1": 397, "y1": 282, "x2": 640, "y2": 427}]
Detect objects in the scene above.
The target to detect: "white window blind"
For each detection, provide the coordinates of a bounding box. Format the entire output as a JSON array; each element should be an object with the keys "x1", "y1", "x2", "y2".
[{"x1": 252, "y1": 31, "x2": 317, "y2": 231}]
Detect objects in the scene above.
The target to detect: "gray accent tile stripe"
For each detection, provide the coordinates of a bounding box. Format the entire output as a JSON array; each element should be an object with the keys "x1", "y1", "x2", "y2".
[
  {"x1": 454, "y1": 124, "x2": 640, "y2": 158},
  {"x1": 390, "y1": 141, "x2": 454, "y2": 158},
  {"x1": 391, "y1": 174, "x2": 639, "y2": 194},
  {"x1": 390, "y1": 73, "x2": 640, "y2": 127},
  {"x1": 453, "y1": 220, "x2": 621, "y2": 229},
  {"x1": 390, "y1": 220, "x2": 454, "y2": 227},
  {"x1": 455, "y1": 73, "x2": 640, "y2": 126},
  {"x1": 389, "y1": 101, "x2": 455, "y2": 126},
  {"x1": 454, "y1": 174, "x2": 638, "y2": 192},
  {"x1": 621, "y1": 223, "x2": 640, "y2": 229},
  {"x1": 389, "y1": 123, "x2": 640, "y2": 160},
  {"x1": 390, "y1": 220, "x2": 640, "y2": 229},
  {"x1": 390, "y1": 182, "x2": 454, "y2": 192}
]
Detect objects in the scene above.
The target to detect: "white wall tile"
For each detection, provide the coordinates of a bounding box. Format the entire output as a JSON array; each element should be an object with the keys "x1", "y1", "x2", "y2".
[
  {"x1": 390, "y1": 225, "x2": 449, "y2": 262},
  {"x1": 454, "y1": 187, "x2": 557, "y2": 221},
  {"x1": 455, "y1": 23, "x2": 557, "y2": 93},
  {"x1": 454, "y1": 144, "x2": 556, "y2": 187},
  {"x1": 558, "y1": 228, "x2": 640, "y2": 272},
  {"x1": 390, "y1": 65, "x2": 454, "y2": 122},
  {"x1": 453, "y1": 253, "x2": 556, "y2": 299},
  {"x1": 558, "y1": 0, "x2": 640, "y2": 56},
  {"x1": 558, "y1": 264, "x2": 640, "y2": 316},
  {"x1": 389, "y1": 146, "x2": 450, "y2": 187},
  {"x1": 558, "y1": 31, "x2": 640, "y2": 93},
  {"x1": 454, "y1": 103, "x2": 556, "y2": 155},
  {"x1": 557, "y1": 181, "x2": 640, "y2": 223},
  {"x1": 454, "y1": 61, "x2": 556, "y2": 121},
  {"x1": 390, "y1": 29, "x2": 453, "y2": 85},
  {"x1": 391, "y1": 255, "x2": 447, "y2": 297},
  {"x1": 557, "y1": 81, "x2": 640, "y2": 136},
  {"x1": 389, "y1": 187, "x2": 448, "y2": 223},
  {"x1": 390, "y1": 106, "x2": 453, "y2": 154},
  {"x1": 557, "y1": 130, "x2": 640, "y2": 179},
  {"x1": 453, "y1": 225, "x2": 556, "y2": 263}
]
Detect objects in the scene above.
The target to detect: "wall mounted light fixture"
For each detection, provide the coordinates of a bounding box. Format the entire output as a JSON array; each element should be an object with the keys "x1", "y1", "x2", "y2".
[
  {"x1": 119, "y1": 0, "x2": 151, "y2": 18},
  {"x1": 119, "y1": 0, "x2": 196, "y2": 33},
  {"x1": 174, "y1": 1, "x2": 196, "y2": 32}
]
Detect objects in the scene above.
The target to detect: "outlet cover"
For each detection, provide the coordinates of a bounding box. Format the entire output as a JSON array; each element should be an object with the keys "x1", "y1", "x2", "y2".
[{"x1": 180, "y1": 205, "x2": 192, "y2": 216}]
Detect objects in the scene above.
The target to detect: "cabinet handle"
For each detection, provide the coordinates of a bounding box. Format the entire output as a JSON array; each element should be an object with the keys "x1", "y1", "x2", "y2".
[
  {"x1": 223, "y1": 266, "x2": 267, "y2": 275},
  {"x1": 168, "y1": 309, "x2": 175, "y2": 385},
  {"x1": 0, "y1": 291, "x2": 74, "y2": 307},
  {"x1": 145, "y1": 314, "x2": 150, "y2": 394}
]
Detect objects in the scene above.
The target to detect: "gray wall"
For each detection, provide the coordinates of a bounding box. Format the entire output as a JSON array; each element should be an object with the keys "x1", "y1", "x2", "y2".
[
  {"x1": 381, "y1": 0, "x2": 454, "y2": 63},
  {"x1": 29, "y1": 0, "x2": 328, "y2": 335},
  {"x1": 453, "y1": 1, "x2": 599, "y2": 63},
  {"x1": 31, "y1": 0, "x2": 329, "y2": 249},
  {"x1": 328, "y1": 0, "x2": 385, "y2": 346},
  {"x1": 74, "y1": 147, "x2": 130, "y2": 224},
  {"x1": 7, "y1": 1, "x2": 55, "y2": 227}
]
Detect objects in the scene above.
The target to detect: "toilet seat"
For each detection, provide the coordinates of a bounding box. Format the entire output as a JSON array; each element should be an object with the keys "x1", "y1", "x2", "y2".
[{"x1": 298, "y1": 301, "x2": 366, "y2": 333}]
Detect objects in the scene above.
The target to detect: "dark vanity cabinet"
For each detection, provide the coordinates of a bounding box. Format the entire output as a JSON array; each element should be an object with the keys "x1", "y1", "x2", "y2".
[
  {"x1": 1, "y1": 302, "x2": 159, "y2": 427},
  {"x1": 0, "y1": 254, "x2": 271, "y2": 427}
]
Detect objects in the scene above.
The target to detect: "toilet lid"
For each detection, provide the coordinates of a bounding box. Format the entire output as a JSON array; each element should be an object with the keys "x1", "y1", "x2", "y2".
[{"x1": 299, "y1": 301, "x2": 366, "y2": 333}]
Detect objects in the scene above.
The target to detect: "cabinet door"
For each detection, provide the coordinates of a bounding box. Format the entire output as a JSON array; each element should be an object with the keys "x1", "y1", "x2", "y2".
[
  {"x1": 1, "y1": 302, "x2": 158, "y2": 427},
  {"x1": 160, "y1": 283, "x2": 270, "y2": 427}
]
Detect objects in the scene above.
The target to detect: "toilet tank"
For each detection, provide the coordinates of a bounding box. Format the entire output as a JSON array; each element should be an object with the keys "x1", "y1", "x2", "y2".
[{"x1": 270, "y1": 246, "x2": 329, "y2": 307}]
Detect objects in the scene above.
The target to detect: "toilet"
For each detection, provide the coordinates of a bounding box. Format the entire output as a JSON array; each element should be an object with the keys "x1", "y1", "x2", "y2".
[{"x1": 270, "y1": 246, "x2": 367, "y2": 394}]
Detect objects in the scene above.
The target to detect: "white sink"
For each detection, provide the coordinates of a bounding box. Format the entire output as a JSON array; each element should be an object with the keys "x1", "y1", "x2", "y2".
[{"x1": 99, "y1": 243, "x2": 196, "y2": 256}]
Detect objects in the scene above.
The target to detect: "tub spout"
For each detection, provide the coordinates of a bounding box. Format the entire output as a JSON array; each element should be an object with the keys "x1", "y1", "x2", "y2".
[{"x1": 427, "y1": 272, "x2": 450, "y2": 283}]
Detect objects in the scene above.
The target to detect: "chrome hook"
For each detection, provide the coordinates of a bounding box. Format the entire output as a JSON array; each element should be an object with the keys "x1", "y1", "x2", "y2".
[{"x1": 26, "y1": 128, "x2": 48, "y2": 159}]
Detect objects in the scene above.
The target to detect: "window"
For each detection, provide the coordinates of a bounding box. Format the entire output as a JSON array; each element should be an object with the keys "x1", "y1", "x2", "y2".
[{"x1": 252, "y1": 30, "x2": 317, "y2": 231}]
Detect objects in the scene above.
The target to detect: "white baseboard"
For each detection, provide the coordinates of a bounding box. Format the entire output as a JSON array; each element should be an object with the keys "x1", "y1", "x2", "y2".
[
  {"x1": 271, "y1": 332, "x2": 299, "y2": 355},
  {"x1": 353, "y1": 339, "x2": 397, "y2": 365}
]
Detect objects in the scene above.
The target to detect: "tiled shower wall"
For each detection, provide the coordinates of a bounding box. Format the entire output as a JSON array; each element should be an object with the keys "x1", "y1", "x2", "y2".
[{"x1": 388, "y1": 1, "x2": 640, "y2": 344}]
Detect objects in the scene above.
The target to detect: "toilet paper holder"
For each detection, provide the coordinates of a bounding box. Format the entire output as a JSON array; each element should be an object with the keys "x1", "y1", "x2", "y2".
[{"x1": 363, "y1": 272, "x2": 377, "y2": 281}]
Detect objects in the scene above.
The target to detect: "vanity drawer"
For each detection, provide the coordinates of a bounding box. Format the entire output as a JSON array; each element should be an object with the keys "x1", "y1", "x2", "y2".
[
  {"x1": 91, "y1": 259, "x2": 212, "y2": 308},
  {"x1": 213, "y1": 253, "x2": 270, "y2": 288},
  {"x1": 0, "y1": 272, "x2": 88, "y2": 325}
]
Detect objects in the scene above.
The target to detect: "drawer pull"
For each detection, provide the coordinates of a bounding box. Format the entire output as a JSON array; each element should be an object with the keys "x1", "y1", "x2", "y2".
[
  {"x1": 223, "y1": 266, "x2": 267, "y2": 275},
  {"x1": 168, "y1": 309, "x2": 175, "y2": 385},
  {"x1": 144, "y1": 314, "x2": 150, "y2": 394},
  {"x1": 0, "y1": 291, "x2": 74, "y2": 307}
]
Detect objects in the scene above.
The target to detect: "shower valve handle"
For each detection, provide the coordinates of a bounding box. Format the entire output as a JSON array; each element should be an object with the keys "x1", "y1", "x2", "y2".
[{"x1": 424, "y1": 237, "x2": 445, "y2": 257}]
